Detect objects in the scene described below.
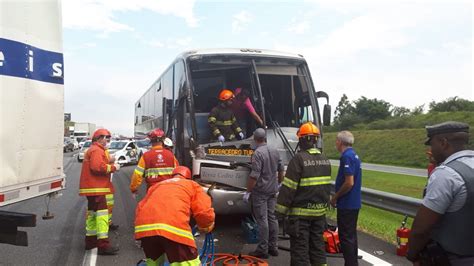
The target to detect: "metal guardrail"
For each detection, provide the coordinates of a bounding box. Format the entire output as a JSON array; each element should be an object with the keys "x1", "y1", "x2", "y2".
[{"x1": 330, "y1": 184, "x2": 423, "y2": 218}]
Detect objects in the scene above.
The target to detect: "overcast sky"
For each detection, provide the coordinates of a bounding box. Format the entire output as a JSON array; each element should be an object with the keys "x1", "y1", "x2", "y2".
[{"x1": 62, "y1": 0, "x2": 473, "y2": 135}]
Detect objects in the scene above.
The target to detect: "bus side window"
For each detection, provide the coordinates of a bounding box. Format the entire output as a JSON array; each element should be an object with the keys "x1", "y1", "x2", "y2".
[{"x1": 174, "y1": 60, "x2": 185, "y2": 100}]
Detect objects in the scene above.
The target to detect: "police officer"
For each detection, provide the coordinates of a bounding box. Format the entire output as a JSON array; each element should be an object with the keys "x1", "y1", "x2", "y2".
[
  {"x1": 244, "y1": 128, "x2": 284, "y2": 259},
  {"x1": 276, "y1": 122, "x2": 331, "y2": 266},
  {"x1": 208, "y1": 89, "x2": 245, "y2": 142},
  {"x1": 407, "y1": 121, "x2": 473, "y2": 265}
]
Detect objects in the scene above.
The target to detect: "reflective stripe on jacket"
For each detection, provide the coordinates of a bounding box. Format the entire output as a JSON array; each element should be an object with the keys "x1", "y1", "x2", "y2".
[
  {"x1": 79, "y1": 142, "x2": 116, "y2": 196},
  {"x1": 276, "y1": 148, "x2": 331, "y2": 218},
  {"x1": 130, "y1": 146, "x2": 179, "y2": 192},
  {"x1": 208, "y1": 104, "x2": 242, "y2": 140},
  {"x1": 134, "y1": 177, "x2": 215, "y2": 248}
]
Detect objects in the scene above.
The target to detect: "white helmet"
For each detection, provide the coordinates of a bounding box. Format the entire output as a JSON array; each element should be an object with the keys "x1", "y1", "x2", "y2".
[{"x1": 164, "y1": 137, "x2": 173, "y2": 147}]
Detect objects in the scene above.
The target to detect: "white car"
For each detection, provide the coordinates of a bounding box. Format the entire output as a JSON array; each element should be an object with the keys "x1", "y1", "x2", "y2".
[
  {"x1": 78, "y1": 141, "x2": 85, "y2": 149},
  {"x1": 108, "y1": 140, "x2": 140, "y2": 165},
  {"x1": 135, "y1": 138, "x2": 151, "y2": 158},
  {"x1": 71, "y1": 139, "x2": 79, "y2": 150},
  {"x1": 77, "y1": 140, "x2": 92, "y2": 162}
]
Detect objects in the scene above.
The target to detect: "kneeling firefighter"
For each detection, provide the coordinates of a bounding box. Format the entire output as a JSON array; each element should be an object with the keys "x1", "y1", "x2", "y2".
[
  {"x1": 135, "y1": 166, "x2": 215, "y2": 265},
  {"x1": 276, "y1": 122, "x2": 332, "y2": 266}
]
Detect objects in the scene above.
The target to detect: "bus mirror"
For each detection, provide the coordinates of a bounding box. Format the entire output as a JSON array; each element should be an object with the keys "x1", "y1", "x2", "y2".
[
  {"x1": 316, "y1": 91, "x2": 330, "y2": 126},
  {"x1": 316, "y1": 91, "x2": 329, "y2": 100},
  {"x1": 323, "y1": 104, "x2": 331, "y2": 126}
]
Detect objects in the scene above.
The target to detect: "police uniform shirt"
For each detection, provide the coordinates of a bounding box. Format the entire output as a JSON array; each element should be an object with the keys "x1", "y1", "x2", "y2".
[{"x1": 423, "y1": 150, "x2": 474, "y2": 214}]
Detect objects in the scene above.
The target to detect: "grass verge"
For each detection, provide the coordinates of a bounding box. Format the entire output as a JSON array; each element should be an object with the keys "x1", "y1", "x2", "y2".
[
  {"x1": 330, "y1": 166, "x2": 427, "y2": 199},
  {"x1": 322, "y1": 125, "x2": 473, "y2": 169}
]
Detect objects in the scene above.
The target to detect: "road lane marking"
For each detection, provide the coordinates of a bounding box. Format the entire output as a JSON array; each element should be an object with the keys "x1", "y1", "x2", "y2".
[
  {"x1": 82, "y1": 248, "x2": 97, "y2": 266},
  {"x1": 358, "y1": 249, "x2": 392, "y2": 265}
]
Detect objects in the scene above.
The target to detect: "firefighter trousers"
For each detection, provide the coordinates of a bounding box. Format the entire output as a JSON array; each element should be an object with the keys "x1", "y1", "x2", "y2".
[
  {"x1": 85, "y1": 195, "x2": 110, "y2": 249},
  {"x1": 287, "y1": 216, "x2": 327, "y2": 266},
  {"x1": 106, "y1": 193, "x2": 114, "y2": 225},
  {"x1": 141, "y1": 236, "x2": 200, "y2": 266}
]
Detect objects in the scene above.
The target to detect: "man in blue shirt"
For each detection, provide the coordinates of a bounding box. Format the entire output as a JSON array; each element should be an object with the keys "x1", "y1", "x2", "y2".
[{"x1": 330, "y1": 130, "x2": 362, "y2": 266}]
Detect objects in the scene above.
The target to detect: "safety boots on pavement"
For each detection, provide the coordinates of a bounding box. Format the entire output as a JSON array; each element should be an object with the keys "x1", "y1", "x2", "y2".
[{"x1": 98, "y1": 245, "x2": 119, "y2": 255}]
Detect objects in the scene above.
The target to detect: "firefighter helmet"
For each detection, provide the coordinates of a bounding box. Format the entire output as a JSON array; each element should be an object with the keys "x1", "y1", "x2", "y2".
[
  {"x1": 92, "y1": 128, "x2": 111, "y2": 140},
  {"x1": 297, "y1": 122, "x2": 320, "y2": 138},
  {"x1": 172, "y1": 166, "x2": 192, "y2": 179},
  {"x1": 164, "y1": 137, "x2": 173, "y2": 147},
  {"x1": 218, "y1": 89, "x2": 234, "y2": 101},
  {"x1": 147, "y1": 128, "x2": 165, "y2": 141}
]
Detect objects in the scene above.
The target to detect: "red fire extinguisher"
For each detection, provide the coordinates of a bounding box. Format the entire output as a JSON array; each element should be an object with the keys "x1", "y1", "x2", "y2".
[{"x1": 396, "y1": 215, "x2": 410, "y2": 256}]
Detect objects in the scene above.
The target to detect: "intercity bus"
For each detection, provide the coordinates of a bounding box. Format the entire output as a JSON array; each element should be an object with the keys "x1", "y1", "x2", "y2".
[{"x1": 134, "y1": 48, "x2": 331, "y2": 214}]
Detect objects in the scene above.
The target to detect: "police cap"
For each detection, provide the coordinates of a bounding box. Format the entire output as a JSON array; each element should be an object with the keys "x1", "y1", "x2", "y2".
[{"x1": 425, "y1": 121, "x2": 469, "y2": 145}]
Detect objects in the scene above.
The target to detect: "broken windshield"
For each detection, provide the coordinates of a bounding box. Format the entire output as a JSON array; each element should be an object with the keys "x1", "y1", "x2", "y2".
[{"x1": 188, "y1": 57, "x2": 318, "y2": 143}]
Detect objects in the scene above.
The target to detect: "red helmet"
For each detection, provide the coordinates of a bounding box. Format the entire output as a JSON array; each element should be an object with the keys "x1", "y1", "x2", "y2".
[
  {"x1": 147, "y1": 128, "x2": 165, "y2": 141},
  {"x1": 218, "y1": 89, "x2": 234, "y2": 101},
  {"x1": 92, "y1": 128, "x2": 111, "y2": 140},
  {"x1": 172, "y1": 166, "x2": 191, "y2": 179}
]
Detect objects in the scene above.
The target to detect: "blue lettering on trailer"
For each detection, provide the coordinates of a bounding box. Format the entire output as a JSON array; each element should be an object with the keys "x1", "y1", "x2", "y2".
[{"x1": 0, "y1": 38, "x2": 64, "y2": 84}]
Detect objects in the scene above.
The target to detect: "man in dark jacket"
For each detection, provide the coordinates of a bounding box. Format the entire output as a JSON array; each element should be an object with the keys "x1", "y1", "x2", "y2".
[
  {"x1": 208, "y1": 89, "x2": 244, "y2": 142},
  {"x1": 276, "y1": 122, "x2": 331, "y2": 266}
]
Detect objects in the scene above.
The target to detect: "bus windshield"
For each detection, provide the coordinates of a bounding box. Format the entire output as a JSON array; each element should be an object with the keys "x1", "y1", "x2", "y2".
[{"x1": 188, "y1": 56, "x2": 318, "y2": 143}]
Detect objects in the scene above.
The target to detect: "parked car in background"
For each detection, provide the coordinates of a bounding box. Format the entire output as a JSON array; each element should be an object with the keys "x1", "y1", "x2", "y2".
[
  {"x1": 78, "y1": 139, "x2": 87, "y2": 149},
  {"x1": 71, "y1": 139, "x2": 79, "y2": 150},
  {"x1": 77, "y1": 140, "x2": 92, "y2": 162},
  {"x1": 64, "y1": 137, "x2": 74, "y2": 152},
  {"x1": 108, "y1": 140, "x2": 139, "y2": 165},
  {"x1": 135, "y1": 138, "x2": 151, "y2": 158}
]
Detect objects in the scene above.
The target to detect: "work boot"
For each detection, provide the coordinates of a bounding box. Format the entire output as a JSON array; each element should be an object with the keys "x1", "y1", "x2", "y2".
[
  {"x1": 109, "y1": 224, "x2": 119, "y2": 231},
  {"x1": 85, "y1": 236, "x2": 97, "y2": 250},
  {"x1": 249, "y1": 251, "x2": 269, "y2": 259},
  {"x1": 98, "y1": 245, "x2": 119, "y2": 255},
  {"x1": 268, "y1": 248, "x2": 279, "y2": 257}
]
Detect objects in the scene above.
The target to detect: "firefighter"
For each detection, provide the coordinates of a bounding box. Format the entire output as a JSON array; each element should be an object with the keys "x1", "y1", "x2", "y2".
[
  {"x1": 79, "y1": 128, "x2": 120, "y2": 255},
  {"x1": 130, "y1": 128, "x2": 179, "y2": 197},
  {"x1": 208, "y1": 89, "x2": 245, "y2": 142},
  {"x1": 276, "y1": 122, "x2": 332, "y2": 266},
  {"x1": 135, "y1": 166, "x2": 215, "y2": 265},
  {"x1": 163, "y1": 137, "x2": 173, "y2": 151}
]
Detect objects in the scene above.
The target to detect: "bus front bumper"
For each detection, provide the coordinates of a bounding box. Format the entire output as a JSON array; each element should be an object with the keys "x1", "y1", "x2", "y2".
[{"x1": 202, "y1": 187, "x2": 251, "y2": 215}]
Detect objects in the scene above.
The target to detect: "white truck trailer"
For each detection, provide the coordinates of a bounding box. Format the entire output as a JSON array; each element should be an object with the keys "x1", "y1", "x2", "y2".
[
  {"x1": 0, "y1": 0, "x2": 65, "y2": 246},
  {"x1": 72, "y1": 122, "x2": 96, "y2": 141}
]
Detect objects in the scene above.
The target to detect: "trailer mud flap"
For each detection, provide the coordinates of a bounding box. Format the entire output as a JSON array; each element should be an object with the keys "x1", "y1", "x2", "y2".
[{"x1": 0, "y1": 210, "x2": 36, "y2": 246}]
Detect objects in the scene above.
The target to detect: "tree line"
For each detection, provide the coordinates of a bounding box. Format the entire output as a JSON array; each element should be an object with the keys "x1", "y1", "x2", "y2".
[{"x1": 329, "y1": 96, "x2": 474, "y2": 131}]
